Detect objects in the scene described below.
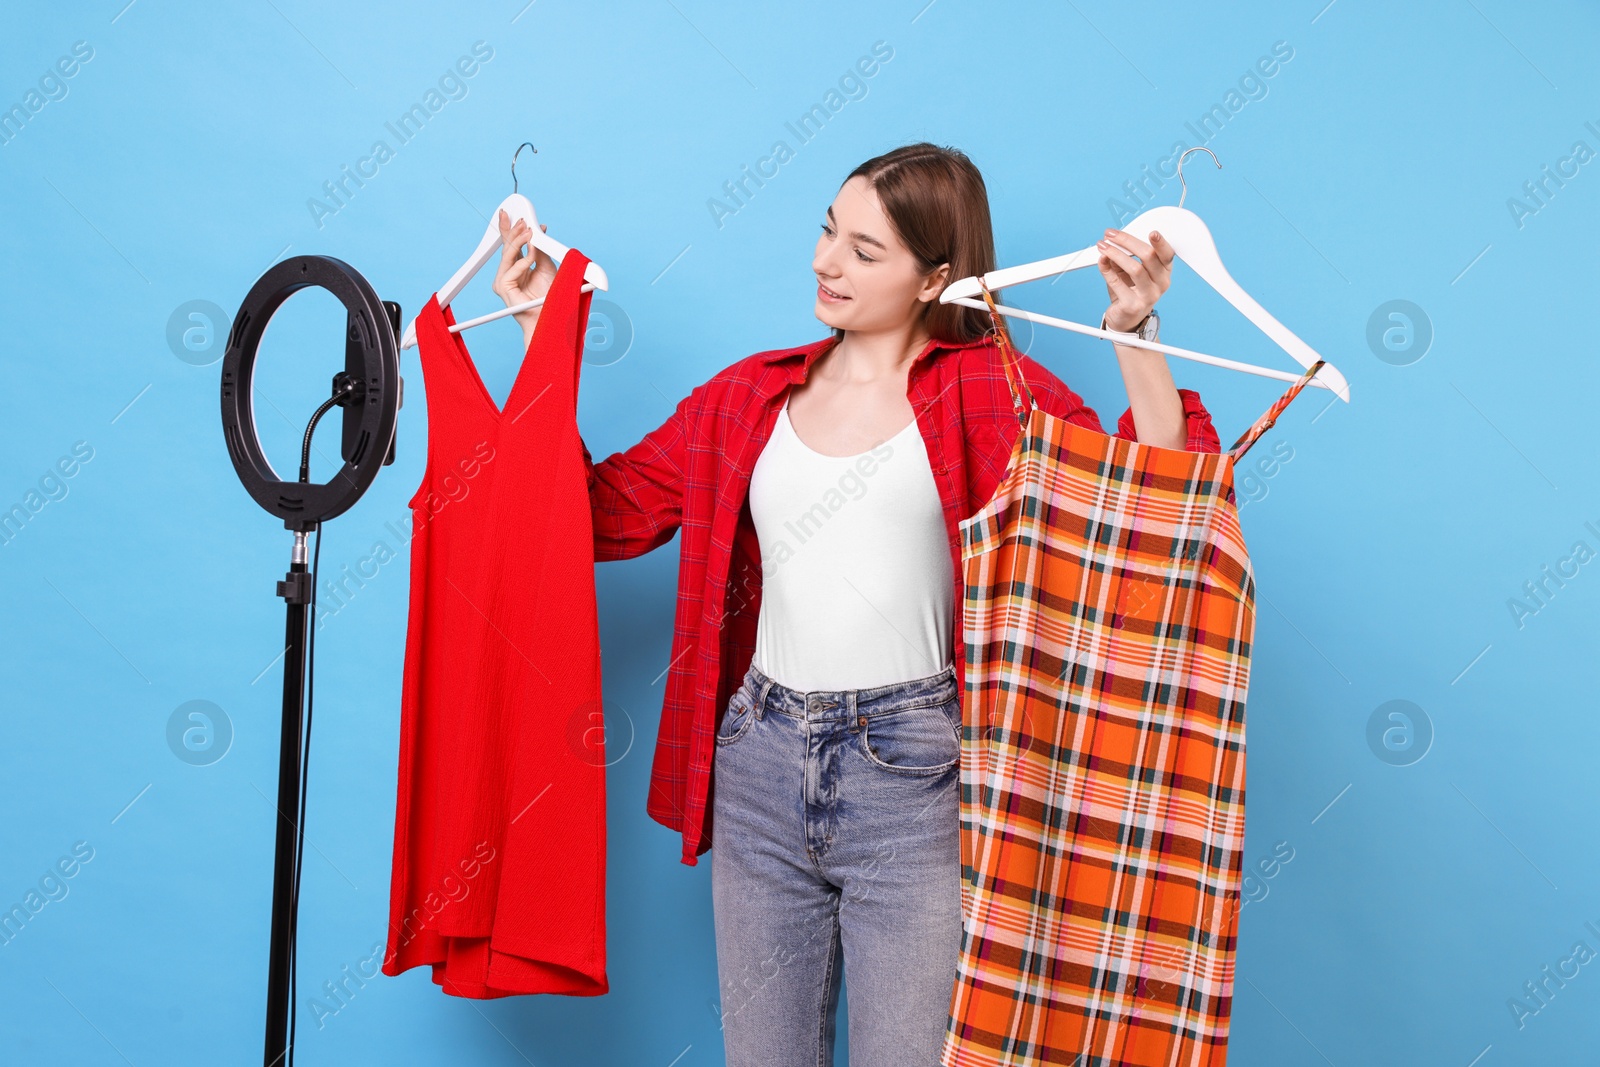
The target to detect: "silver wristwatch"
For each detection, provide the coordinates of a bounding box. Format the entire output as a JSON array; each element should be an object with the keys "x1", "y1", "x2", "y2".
[{"x1": 1103, "y1": 310, "x2": 1160, "y2": 342}]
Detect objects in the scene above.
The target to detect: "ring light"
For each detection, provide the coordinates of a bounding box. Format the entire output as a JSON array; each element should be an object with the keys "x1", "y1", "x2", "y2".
[{"x1": 220, "y1": 255, "x2": 401, "y2": 530}]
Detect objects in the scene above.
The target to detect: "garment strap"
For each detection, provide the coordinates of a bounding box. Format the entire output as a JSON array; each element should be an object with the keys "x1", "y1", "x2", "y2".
[
  {"x1": 977, "y1": 279, "x2": 1036, "y2": 429},
  {"x1": 1226, "y1": 359, "x2": 1327, "y2": 460}
]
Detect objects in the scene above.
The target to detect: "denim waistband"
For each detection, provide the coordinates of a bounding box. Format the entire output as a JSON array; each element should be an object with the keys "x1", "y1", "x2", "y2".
[{"x1": 741, "y1": 661, "x2": 958, "y2": 724}]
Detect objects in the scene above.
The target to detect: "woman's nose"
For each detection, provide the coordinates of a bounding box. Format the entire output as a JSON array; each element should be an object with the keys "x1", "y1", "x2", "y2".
[{"x1": 813, "y1": 241, "x2": 843, "y2": 276}]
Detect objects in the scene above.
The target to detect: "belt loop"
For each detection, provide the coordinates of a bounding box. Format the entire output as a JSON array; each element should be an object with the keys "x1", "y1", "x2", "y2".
[
  {"x1": 846, "y1": 691, "x2": 861, "y2": 732},
  {"x1": 754, "y1": 677, "x2": 771, "y2": 720}
]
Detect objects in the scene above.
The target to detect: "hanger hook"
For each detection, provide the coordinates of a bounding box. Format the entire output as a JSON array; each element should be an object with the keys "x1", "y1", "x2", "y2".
[
  {"x1": 1175, "y1": 146, "x2": 1221, "y2": 210},
  {"x1": 511, "y1": 142, "x2": 538, "y2": 194}
]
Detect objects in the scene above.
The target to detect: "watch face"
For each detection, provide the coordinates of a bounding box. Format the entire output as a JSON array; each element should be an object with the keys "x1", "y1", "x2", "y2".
[{"x1": 1140, "y1": 311, "x2": 1160, "y2": 341}]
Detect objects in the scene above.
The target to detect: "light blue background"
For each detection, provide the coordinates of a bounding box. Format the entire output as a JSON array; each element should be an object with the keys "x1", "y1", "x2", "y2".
[{"x1": 2, "y1": 1, "x2": 1597, "y2": 1064}]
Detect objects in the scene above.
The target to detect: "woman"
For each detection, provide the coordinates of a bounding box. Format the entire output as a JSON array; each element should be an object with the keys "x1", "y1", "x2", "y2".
[{"x1": 492, "y1": 143, "x2": 1221, "y2": 1065}]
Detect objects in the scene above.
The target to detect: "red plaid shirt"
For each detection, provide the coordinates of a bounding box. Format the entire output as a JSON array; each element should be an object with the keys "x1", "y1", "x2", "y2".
[{"x1": 580, "y1": 332, "x2": 1221, "y2": 866}]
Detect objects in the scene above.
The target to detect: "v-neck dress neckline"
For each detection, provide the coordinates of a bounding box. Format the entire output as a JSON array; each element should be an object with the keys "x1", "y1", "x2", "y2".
[{"x1": 430, "y1": 251, "x2": 575, "y2": 421}]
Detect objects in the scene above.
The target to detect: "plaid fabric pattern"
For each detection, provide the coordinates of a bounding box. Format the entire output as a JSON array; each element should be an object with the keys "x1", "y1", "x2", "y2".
[
  {"x1": 579, "y1": 333, "x2": 1222, "y2": 867},
  {"x1": 942, "y1": 286, "x2": 1323, "y2": 1066}
]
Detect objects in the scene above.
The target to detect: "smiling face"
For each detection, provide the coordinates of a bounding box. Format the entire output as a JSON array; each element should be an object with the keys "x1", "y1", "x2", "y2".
[{"x1": 812, "y1": 174, "x2": 951, "y2": 337}]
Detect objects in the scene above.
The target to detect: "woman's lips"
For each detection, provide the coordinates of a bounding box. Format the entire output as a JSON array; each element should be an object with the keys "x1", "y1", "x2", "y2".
[{"x1": 817, "y1": 281, "x2": 850, "y2": 303}]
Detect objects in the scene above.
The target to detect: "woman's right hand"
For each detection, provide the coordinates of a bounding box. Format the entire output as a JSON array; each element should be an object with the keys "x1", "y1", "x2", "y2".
[{"x1": 490, "y1": 208, "x2": 558, "y2": 341}]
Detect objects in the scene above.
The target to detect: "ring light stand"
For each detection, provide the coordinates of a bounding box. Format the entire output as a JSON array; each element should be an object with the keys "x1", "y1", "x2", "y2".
[{"x1": 220, "y1": 255, "x2": 401, "y2": 1067}]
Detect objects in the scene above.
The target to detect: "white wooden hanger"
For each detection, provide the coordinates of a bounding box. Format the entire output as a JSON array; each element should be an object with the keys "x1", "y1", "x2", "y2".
[
  {"x1": 400, "y1": 142, "x2": 609, "y2": 350},
  {"x1": 939, "y1": 148, "x2": 1349, "y2": 402}
]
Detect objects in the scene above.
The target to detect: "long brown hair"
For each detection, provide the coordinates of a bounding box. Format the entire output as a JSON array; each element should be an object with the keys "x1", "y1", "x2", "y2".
[{"x1": 837, "y1": 142, "x2": 996, "y2": 344}]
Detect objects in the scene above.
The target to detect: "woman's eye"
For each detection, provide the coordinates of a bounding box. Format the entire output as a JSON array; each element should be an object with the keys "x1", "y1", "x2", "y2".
[{"x1": 821, "y1": 222, "x2": 872, "y2": 262}]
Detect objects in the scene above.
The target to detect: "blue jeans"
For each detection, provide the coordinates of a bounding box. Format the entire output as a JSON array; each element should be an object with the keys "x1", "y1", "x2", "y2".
[{"x1": 711, "y1": 660, "x2": 963, "y2": 1067}]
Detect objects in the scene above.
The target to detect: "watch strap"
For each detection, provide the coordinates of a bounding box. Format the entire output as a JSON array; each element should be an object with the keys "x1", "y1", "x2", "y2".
[{"x1": 1101, "y1": 311, "x2": 1155, "y2": 339}]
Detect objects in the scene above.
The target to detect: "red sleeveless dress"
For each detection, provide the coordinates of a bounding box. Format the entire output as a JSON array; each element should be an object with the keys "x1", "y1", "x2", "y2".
[{"x1": 383, "y1": 249, "x2": 608, "y2": 998}]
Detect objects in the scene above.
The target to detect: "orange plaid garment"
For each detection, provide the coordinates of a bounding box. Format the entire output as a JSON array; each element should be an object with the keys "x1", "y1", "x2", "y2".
[{"x1": 942, "y1": 284, "x2": 1325, "y2": 1067}]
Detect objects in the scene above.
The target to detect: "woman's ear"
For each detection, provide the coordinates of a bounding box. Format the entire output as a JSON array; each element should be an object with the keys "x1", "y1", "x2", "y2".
[{"x1": 919, "y1": 261, "x2": 952, "y2": 302}]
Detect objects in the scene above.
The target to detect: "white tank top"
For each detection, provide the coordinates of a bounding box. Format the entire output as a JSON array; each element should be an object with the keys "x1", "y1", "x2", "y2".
[{"x1": 747, "y1": 397, "x2": 954, "y2": 692}]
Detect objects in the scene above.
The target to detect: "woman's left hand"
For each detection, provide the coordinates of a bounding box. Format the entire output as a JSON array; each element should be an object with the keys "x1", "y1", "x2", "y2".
[{"x1": 1096, "y1": 228, "x2": 1175, "y2": 333}]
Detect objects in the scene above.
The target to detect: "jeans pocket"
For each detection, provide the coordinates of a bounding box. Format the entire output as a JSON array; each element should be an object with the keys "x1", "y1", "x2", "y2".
[
  {"x1": 858, "y1": 698, "x2": 960, "y2": 776},
  {"x1": 716, "y1": 686, "x2": 757, "y2": 748}
]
